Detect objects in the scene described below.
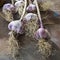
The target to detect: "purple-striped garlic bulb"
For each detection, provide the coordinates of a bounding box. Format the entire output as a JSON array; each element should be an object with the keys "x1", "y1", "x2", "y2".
[
  {"x1": 15, "y1": 0, "x2": 24, "y2": 16},
  {"x1": 8, "y1": 20, "x2": 24, "y2": 34},
  {"x1": 26, "y1": 3, "x2": 36, "y2": 13},
  {"x1": 34, "y1": 27, "x2": 49, "y2": 40},
  {"x1": 2, "y1": 3, "x2": 15, "y2": 22}
]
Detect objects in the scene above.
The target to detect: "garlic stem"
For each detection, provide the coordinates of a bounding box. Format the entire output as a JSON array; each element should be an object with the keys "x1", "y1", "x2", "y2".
[
  {"x1": 19, "y1": 0, "x2": 27, "y2": 21},
  {"x1": 11, "y1": 0, "x2": 14, "y2": 5},
  {"x1": 35, "y1": 0, "x2": 43, "y2": 28}
]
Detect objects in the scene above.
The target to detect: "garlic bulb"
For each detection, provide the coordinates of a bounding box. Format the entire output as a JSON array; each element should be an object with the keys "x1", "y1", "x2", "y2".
[
  {"x1": 15, "y1": 0, "x2": 24, "y2": 16},
  {"x1": 2, "y1": 3, "x2": 15, "y2": 22},
  {"x1": 34, "y1": 27, "x2": 49, "y2": 40},
  {"x1": 26, "y1": 3, "x2": 36, "y2": 13},
  {"x1": 8, "y1": 20, "x2": 24, "y2": 34},
  {"x1": 23, "y1": 13, "x2": 39, "y2": 37}
]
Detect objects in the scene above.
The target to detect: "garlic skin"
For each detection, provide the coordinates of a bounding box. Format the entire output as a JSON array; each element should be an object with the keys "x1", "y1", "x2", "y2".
[
  {"x1": 34, "y1": 27, "x2": 49, "y2": 40},
  {"x1": 15, "y1": 0, "x2": 24, "y2": 16},
  {"x1": 23, "y1": 13, "x2": 38, "y2": 22},
  {"x1": 8, "y1": 20, "x2": 23, "y2": 34},
  {"x1": 26, "y1": 3, "x2": 36, "y2": 13},
  {"x1": 2, "y1": 3, "x2": 15, "y2": 22}
]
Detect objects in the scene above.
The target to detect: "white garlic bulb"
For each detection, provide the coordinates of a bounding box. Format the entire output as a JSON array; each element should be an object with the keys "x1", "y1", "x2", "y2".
[
  {"x1": 8, "y1": 20, "x2": 23, "y2": 34},
  {"x1": 15, "y1": 0, "x2": 24, "y2": 16},
  {"x1": 2, "y1": 3, "x2": 15, "y2": 22},
  {"x1": 22, "y1": 13, "x2": 39, "y2": 37}
]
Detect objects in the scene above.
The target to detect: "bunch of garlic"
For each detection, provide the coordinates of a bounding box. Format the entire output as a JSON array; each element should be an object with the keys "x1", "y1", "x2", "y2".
[{"x1": 2, "y1": 3, "x2": 15, "y2": 22}]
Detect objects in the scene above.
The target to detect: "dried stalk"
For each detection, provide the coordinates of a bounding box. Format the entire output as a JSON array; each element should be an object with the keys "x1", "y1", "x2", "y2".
[
  {"x1": 35, "y1": 0, "x2": 43, "y2": 28},
  {"x1": 11, "y1": 0, "x2": 14, "y2": 5}
]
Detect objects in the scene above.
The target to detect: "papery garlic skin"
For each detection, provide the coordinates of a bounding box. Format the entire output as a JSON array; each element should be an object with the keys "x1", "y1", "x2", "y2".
[
  {"x1": 15, "y1": 0, "x2": 24, "y2": 16},
  {"x1": 2, "y1": 3, "x2": 15, "y2": 22},
  {"x1": 8, "y1": 20, "x2": 23, "y2": 34}
]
